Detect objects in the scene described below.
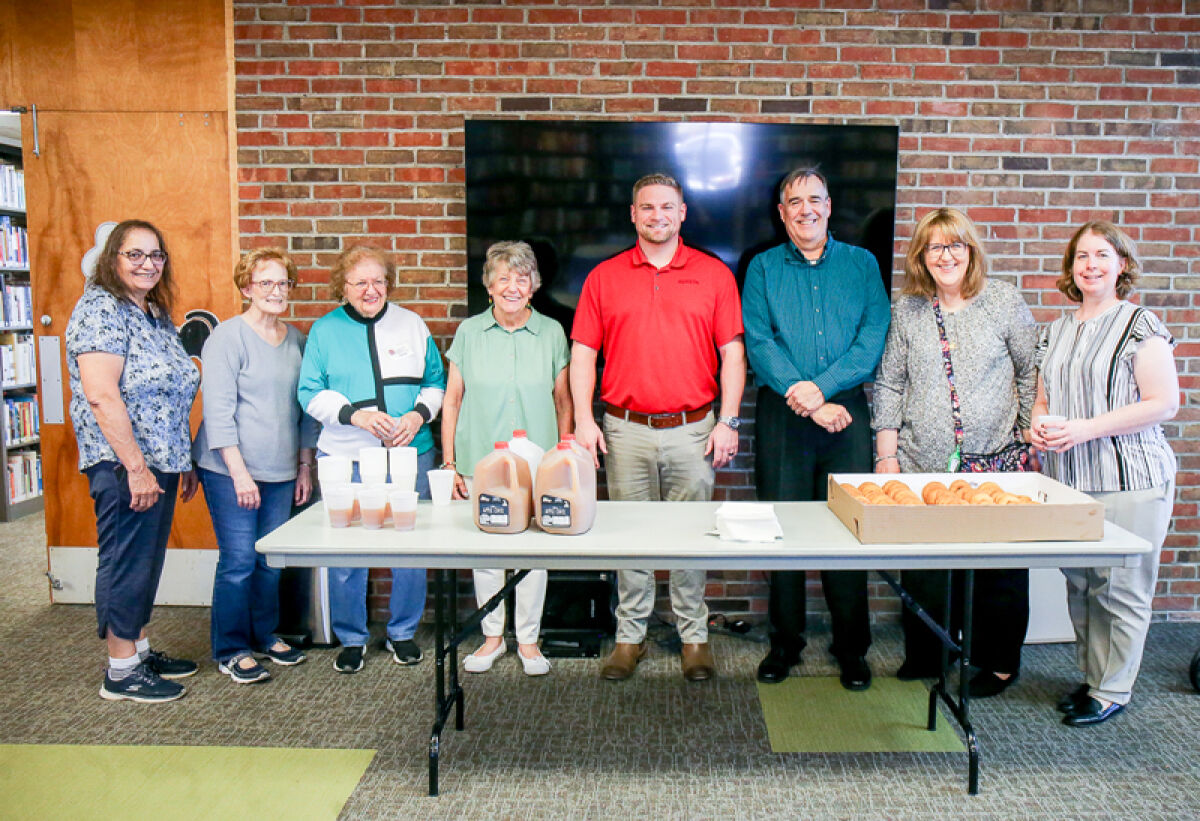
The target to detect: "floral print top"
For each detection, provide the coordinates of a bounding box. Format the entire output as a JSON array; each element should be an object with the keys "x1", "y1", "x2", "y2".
[{"x1": 66, "y1": 285, "x2": 200, "y2": 472}]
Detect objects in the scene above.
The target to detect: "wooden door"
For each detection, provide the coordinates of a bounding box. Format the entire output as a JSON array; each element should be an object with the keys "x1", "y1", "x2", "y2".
[{"x1": 24, "y1": 111, "x2": 239, "y2": 550}]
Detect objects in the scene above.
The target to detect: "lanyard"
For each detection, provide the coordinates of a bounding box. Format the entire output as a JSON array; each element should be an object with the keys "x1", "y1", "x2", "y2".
[{"x1": 930, "y1": 297, "x2": 965, "y2": 471}]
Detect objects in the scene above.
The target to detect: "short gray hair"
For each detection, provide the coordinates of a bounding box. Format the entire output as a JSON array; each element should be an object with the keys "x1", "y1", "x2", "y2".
[
  {"x1": 482, "y1": 241, "x2": 541, "y2": 291},
  {"x1": 778, "y1": 165, "x2": 829, "y2": 204}
]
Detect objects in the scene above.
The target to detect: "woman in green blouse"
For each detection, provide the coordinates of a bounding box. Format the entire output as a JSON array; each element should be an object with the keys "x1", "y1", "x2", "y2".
[{"x1": 441, "y1": 241, "x2": 572, "y2": 676}]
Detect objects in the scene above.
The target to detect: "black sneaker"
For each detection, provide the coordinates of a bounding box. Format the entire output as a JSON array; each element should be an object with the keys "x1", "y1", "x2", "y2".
[
  {"x1": 256, "y1": 642, "x2": 307, "y2": 666},
  {"x1": 143, "y1": 649, "x2": 198, "y2": 680},
  {"x1": 100, "y1": 663, "x2": 186, "y2": 703},
  {"x1": 334, "y1": 645, "x2": 365, "y2": 674},
  {"x1": 385, "y1": 638, "x2": 423, "y2": 666},
  {"x1": 219, "y1": 656, "x2": 272, "y2": 685}
]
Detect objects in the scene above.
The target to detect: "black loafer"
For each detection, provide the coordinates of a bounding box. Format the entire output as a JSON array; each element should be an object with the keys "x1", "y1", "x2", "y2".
[
  {"x1": 756, "y1": 648, "x2": 799, "y2": 684},
  {"x1": 1063, "y1": 697, "x2": 1125, "y2": 726},
  {"x1": 838, "y1": 655, "x2": 872, "y2": 691},
  {"x1": 1057, "y1": 684, "x2": 1091, "y2": 714},
  {"x1": 968, "y1": 670, "x2": 1019, "y2": 699}
]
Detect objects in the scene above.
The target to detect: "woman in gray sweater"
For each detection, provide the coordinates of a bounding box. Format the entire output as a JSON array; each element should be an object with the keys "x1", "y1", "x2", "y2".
[
  {"x1": 872, "y1": 208, "x2": 1037, "y2": 697},
  {"x1": 193, "y1": 248, "x2": 319, "y2": 684}
]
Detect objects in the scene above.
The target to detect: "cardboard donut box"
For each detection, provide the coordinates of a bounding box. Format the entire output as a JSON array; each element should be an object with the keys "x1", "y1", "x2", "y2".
[{"x1": 827, "y1": 472, "x2": 1105, "y2": 544}]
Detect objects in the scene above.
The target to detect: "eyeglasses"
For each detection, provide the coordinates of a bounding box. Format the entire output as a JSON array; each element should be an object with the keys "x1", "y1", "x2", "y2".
[
  {"x1": 251, "y1": 279, "x2": 295, "y2": 294},
  {"x1": 119, "y1": 249, "x2": 168, "y2": 266},
  {"x1": 346, "y1": 279, "x2": 388, "y2": 293},
  {"x1": 926, "y1": 242, "x2": 968, "y2": 258}
]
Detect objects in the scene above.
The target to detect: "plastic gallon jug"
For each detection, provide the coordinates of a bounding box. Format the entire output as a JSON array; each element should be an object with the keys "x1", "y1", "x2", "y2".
[
  {"x1": 472, "y1": 442, "x2": 532, "y2": 534},
  {"x1": 507, "y1": 429, "x2": 546, "y2": 475},
  {"x1": 534, "y1": 441, "x2": 597, "y2": 535}
]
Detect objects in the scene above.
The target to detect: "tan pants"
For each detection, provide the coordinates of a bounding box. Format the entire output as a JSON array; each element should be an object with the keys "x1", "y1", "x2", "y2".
[
  {"x1": 1063, "y1": 479, "x2": 1174, "y2": 705},
  {"x1": 603, "y1": 411, "x2": 715, "y2": 644}
]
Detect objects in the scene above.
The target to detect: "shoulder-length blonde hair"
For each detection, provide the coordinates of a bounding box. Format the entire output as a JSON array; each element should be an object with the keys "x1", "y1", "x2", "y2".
[
  {"x1": 1056, "y1": 221, "x2": 1140, "y2": 302},
  {"x1": 902, "y1": 208, "x2": 988, "y2": 301},
  {"x1": 329, "y1": 245, "x2": 395, "y2": 301}
]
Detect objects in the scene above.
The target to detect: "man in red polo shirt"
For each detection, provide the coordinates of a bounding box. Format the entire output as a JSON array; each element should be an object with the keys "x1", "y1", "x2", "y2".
[{"x1": 570, "y1": 172, "x2": 745, "y2": 682}]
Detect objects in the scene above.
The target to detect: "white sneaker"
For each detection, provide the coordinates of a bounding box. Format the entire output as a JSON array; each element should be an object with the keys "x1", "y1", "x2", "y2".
[
  {"x1": 463, "y1": 639, "x2": 506, "y2": 673},
  {"x1": 519, "y1": 649, "x2": 551, "y2": 677}
]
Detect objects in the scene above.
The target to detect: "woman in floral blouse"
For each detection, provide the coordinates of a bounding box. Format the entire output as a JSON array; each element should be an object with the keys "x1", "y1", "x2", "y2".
[{"x1": 66, "y1": 220, "x2": 201, "y2": 704}]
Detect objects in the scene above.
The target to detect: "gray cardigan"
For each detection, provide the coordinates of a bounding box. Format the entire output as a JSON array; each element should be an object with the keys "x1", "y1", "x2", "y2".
[
  {"x1": 871, "y1": 279, "x2": 1037, "y2": 473},
  {"x1": 192, "y1": 315, "x2": 320, "y2": 482}
]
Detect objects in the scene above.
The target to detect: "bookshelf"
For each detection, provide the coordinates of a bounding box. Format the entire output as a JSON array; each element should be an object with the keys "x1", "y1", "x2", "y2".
[{"x1": 0, "y1": 141, "x2": 42, "y2": 521}]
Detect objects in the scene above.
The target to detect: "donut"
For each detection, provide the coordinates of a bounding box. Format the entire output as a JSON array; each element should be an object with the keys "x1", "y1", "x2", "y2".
[
  {"x1": 948, "y1": 479, "x2": 973, "y2": 496},
  {"x1": 841, "y1": 483, "x2": 868, "y2": 502},
  {"x1": 968, "y1": 491, "x2": 996, "y2": 505},
  {"x1": 921, "y1": 481, "x2": 949, "y2": 504},
  {"x1": 977, "y1": 481, "x2": 1004, "y2": 497},
  {"x1": 858, "y1": 482, "x2": 884, "y2": 497},
  {"x1": 882, "y1": 480, "x2": 910, "y2": 497}
]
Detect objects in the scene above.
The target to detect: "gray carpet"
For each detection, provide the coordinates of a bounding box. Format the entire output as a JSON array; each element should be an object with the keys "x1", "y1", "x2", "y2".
[{"x1": 2, "y1": 512, "x2": 1199, "y2": 819}]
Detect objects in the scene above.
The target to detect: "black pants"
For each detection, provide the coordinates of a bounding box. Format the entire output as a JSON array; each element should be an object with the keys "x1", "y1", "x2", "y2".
[
  {"x1": 755, "y1": 385, "x2": 872, "y2": 660},
  {"x1": 901, "y1": 568, "x2": 1030, "y2": 675}
]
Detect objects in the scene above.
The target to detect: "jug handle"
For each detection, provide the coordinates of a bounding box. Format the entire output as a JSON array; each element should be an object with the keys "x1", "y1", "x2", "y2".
[
  {"x1": 568, "y1": 455, "x2": 580, "y2": 492},
  {"x1": 506, "y1": 456, "x2": 519, "y2": 489}
]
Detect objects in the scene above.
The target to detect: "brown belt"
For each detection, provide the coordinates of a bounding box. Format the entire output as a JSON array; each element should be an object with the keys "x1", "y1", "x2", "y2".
[{"x1": 605, "y1": 403, "x2": 710, "y2": 429}]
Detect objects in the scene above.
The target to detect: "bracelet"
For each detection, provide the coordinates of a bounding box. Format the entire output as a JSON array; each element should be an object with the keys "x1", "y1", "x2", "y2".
[
  {"x1": 874, "y1": 454, "x2": 898, "y2": 464},
  {"x1": 441, "y1": 461, "x2": 456, "y2": 469},
  {"x1": 297, "y1": 462, "x2": 313, "y2": 470}
]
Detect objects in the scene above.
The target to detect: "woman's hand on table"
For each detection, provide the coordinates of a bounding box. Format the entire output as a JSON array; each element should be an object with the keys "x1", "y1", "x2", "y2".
[
  {"x1": 452, "y1": 472, "x2": 469, "y2": 500},
  {"x1": 351, "y1": 409, "x2": 399, "y2": 443}
]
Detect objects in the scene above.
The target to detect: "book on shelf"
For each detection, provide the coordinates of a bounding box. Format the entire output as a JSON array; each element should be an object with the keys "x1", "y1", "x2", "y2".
[
  {"x1": 4, "y1": 395, "x2": 39, "y2": 445},
  {"x1": 0, "y1": 216, "x2": 28, "y2": 269},
  {"x1": 6, "y1": 450, "x2": 41, "y2": 502},
  {"x1": 0, "y1": 275, "x2": 33, "y2": 328},
  {"x1": 0, "y1": 164, "x2": 23, "y2": 211},
  {"x1": 0, "y1": 331, "x2": 36, "y2": 386}
]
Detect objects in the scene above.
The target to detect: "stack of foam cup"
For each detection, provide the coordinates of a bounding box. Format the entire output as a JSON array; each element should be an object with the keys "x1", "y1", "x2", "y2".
[
  {"x1": 358, "y1": 485, "x2": 388, "y2": 529},
  {"x1": 359, "y1": 446, "x2": 389, "y2": 485},
  {"x1": 317, "y1": 456, "x2": 356, "y2": 527},
  {"x1": 316, "y1": 455, "x2": 352, "y2": 487},
  {"x1": 388, "y1": 446, "x2": 418, "y2": 492}
]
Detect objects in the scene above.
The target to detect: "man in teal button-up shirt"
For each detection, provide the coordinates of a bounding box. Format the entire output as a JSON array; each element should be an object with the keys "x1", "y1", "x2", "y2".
[{"x1": 742, "y1": 166, "x2": 890, "y2": 690}]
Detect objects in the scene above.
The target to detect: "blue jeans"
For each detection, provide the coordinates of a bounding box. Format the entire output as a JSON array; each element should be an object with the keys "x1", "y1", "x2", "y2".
[
  {"x1": 198, "y1": 467, "x2": 296, "y2": 663},
  {"x1": 328, "y1": 448, "x2": 434, "y2": 647},
  {"x1": 85, "y1": 461, "x2": 179, "y2": 641}
]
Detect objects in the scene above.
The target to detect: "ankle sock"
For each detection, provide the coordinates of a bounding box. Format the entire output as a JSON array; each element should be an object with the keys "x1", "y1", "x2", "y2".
[
  {"x1": 108, "y1": 654, "x2": 140, "y2": 681},
  {"x1": 135, "y1": 638, "x2": 151, "y2": 659}
]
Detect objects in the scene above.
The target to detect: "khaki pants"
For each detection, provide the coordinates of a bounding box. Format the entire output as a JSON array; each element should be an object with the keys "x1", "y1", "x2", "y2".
[
  {"x1": 1063, "y1": 479, "x2": 1174, "y2": 705},
  {"x1": 604, "y1": 411, "x2": 715, "y2": 644}
]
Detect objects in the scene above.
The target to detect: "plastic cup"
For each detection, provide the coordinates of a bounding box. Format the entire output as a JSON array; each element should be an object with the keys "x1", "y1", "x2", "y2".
[
  {"x1": 358, "y1": 486, "x2": 388, "y2": 530},
  {"x1": 317, "y1": 455, "x2": 352, "y2": 486},
  {"x1": 391, "y1": 469, "x2": 417, "y2": 493},
  {"x1": 359, "y1": 447, "x2": 389, "y2": 483},
  {"x1": 323, "y1": 484, "x2": 355, "y2": 528},
  {"x1": 389, "y1": 490, "x2": 419, "y2": 531},
  {"x1": 1038, "y1": 414, "x2": 1066, "y2": 431},
  {"x1": 388, "y1": 446, "x2": 418, "y2": 481},
  {"x1": 427, "y1": 469, "x2": 456, "y2": 506}
]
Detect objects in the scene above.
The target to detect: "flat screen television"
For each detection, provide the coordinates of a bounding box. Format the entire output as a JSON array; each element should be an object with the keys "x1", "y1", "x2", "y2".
[{"x1": 464, "y1": 120, "x2": 899, "y2": 331}]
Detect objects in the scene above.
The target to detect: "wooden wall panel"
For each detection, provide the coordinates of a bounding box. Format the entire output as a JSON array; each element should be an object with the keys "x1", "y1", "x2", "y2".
[
  {"x1": 25, "y1": 111, "x2": 240, "y2": 549},
  {"x1": 2, "y1": 0, "x2": 227, "y2": 111}
]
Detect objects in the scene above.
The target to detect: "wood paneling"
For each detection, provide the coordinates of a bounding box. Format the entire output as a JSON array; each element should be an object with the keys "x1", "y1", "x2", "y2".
[
  {"x1": 24, "y1": 111, "x2": 240, "y2": 549},
  {"x1": 1, "y1": 0, "x2": 228, "y2": 111}
]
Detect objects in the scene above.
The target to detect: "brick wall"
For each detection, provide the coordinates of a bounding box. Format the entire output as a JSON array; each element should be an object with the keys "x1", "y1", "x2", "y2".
[{"x1": 232, "y1": 0, "x2": 1200, "y2": 626}]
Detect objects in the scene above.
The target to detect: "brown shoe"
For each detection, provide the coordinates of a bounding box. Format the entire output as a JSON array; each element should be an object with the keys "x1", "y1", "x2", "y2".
[
  {"x1": 681, "y1": 642, "x2": 715, "y2": 682},
  {"x1": 600, "y1": 642, "x2": 647, "y2": 680}
]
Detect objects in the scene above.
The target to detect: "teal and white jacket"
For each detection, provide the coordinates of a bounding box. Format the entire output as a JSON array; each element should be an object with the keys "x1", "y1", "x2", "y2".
[{"x1": 298, "y1": 302, "x2": 446, "y2": 457}]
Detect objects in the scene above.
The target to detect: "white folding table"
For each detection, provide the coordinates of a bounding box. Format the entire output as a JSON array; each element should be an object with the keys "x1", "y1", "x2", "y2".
[{"x1": 257, "y1": 500, "x2": 1151, "y2": 796}]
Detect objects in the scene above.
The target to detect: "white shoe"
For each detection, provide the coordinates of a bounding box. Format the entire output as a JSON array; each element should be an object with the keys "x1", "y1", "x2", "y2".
[
  {"x1": 519, "y1": 649, "x2": 551, "y2": 676},
  {"x1": 463, "y1": 638, "x2": 506, "y2": 673}
]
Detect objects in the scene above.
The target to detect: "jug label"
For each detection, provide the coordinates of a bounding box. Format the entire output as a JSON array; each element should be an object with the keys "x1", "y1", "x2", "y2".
[
  {"x1": 540, "y1": 495, "x2": 572, "y2": 528},
  {"x1": 478, "y1": 494, "x2": 510, "y2": 527}
]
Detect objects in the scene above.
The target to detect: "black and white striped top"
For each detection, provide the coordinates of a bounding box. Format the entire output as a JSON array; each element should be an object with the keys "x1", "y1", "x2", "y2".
[{"x1": 1036, "y1": 300, "x2": 1177, "y2": 492}]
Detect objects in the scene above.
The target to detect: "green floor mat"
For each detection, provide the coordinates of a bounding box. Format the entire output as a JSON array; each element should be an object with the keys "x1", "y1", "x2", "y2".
[
  {"x1": 0, "y1": 744, "x2": 375, "y2": 821},
  {"x1": 757, "y1": 676, "x2": 966, "y2": 753}
]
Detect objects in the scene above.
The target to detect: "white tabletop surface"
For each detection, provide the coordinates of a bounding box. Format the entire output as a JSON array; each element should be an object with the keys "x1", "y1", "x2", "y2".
[{"x1": 256, "y1": 500, "x2": 1151, "y2": 572}]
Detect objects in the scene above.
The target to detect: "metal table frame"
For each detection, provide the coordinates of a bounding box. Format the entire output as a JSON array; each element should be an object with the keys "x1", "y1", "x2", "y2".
[{"x1": 257, "y1": 500, "x2": 1150, "y2": 797}]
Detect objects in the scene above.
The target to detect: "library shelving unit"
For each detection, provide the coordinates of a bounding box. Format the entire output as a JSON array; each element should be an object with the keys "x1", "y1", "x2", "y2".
[{"x1": 0, "y1": 141, "x2": 42, "y2": 521}]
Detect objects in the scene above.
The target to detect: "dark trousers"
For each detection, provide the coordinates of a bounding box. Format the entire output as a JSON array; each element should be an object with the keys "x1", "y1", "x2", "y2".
[
  {"x1": 901, "y1": 568, "x2": 1030, "y2": 675},
  {"x1": 85, "y1": 461, "x2": 179, "y2": 641},
  {"x1": 755, "y1": 386, "x2": 872, "y2": 660}
]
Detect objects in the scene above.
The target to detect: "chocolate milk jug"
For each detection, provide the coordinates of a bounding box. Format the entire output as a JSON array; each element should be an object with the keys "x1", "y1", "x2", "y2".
[
  {"x1": 472, "y1": 442, "x2": 532, "y2": 534},
  {"x1": 534, "y1": 441, "x2": 597, "y2": 535}
]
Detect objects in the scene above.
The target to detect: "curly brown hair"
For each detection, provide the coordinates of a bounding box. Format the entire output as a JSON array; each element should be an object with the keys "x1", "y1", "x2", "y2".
[
  {"x1": 329, "y1": 245, "x2": 395, "y2": 301},
  {"x1": 1057, "y1": 221, "x2": 1140, "y2": 303},
  {"x1": 233, "y1": 247, "x2": 297, "y2": 292},
  {"x1": 91, "y1": 220, "x2": 176, "y2": 316}
]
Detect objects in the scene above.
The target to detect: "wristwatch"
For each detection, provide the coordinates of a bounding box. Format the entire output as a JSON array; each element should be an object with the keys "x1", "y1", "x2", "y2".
[{"x1": 718, "y1": 416, "x2": 740, "y2": 430}]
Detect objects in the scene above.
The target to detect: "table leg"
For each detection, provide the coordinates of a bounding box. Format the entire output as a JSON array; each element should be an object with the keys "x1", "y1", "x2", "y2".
[{"x1": 960, "y1": 569, "x2": 979, "y2": 795}]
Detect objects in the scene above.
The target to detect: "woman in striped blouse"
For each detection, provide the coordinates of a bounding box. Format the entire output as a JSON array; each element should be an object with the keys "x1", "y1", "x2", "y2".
[{"x1": 1031, "y1": 220, "x2": 1179, "y2": 727}]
